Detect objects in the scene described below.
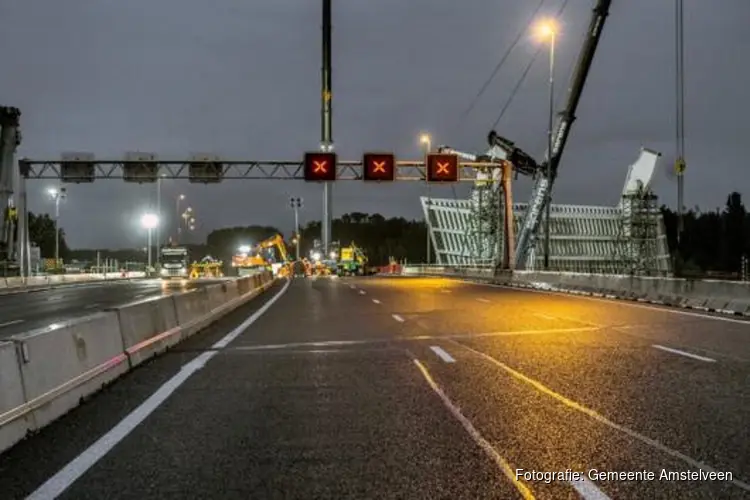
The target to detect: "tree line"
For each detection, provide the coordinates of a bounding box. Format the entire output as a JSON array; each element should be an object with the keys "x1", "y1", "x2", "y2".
[{"x1": 24, "y1": 191, "x2": 750, "y2": 274}]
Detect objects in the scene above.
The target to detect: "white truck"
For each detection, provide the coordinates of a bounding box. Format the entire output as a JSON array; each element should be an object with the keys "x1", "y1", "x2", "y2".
[{"x1": 159, "y1": 245, "x2": 189, "y2": 279}]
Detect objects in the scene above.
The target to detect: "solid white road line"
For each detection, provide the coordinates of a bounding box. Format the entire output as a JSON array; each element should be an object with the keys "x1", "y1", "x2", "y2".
[
  {"x1": 570, "y1": 478, "x2": 611, "y2": 499},
  {"x1": 27, "y1": 280, "x2": 291, "y2": 500},
  {"x1": 358, "y1": 289, "x2": 366, "y2": 295},
  {"x1": 413, "y1": 360, "x2": 534, "y2": 499},
  {"x1": 652, "y1": 344, "x2": 716, "y2": 363},
  {"x1": 0, "y1": 319, "x2": 24, "y2": 328},
  {"x1": 476, "y1": 298, "x2": 491, "y2": 303},
  {"x1": 392, "y1": 314, "x2": 405, "y2": 322},
  {"x1": 430, "y1": 346, "x2": 456, "y2": 363},
  {"x1": 372, "y1": 299, "x2": 381, "y2": 304}
]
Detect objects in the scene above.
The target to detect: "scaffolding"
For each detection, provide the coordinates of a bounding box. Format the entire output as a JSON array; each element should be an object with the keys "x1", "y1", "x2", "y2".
[
  {"x1": 612, "y1": 183, "x2": 668, "y2": 275},
  {"x1": 422, "y1": 148, "x2": 673, "y2": 274}
]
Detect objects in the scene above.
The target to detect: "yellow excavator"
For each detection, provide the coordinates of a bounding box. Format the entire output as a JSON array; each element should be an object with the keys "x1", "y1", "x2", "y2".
[{"x1": 233, "y1": 234, "x2": 291, "y2": 277}]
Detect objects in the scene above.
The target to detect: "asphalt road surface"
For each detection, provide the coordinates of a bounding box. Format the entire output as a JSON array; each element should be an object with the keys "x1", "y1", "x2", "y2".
[
  {"x1": 0, "y1": 278, "x2": 228, "y2": 339},
  {"x1": 1, "y1": 276, "x2": 749, "y2": 499}
]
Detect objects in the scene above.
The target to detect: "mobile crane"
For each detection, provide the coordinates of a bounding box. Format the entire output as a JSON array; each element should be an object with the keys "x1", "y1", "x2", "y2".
[{"x1": 440, "y1": 0, "x2": 612, "y2": 269}]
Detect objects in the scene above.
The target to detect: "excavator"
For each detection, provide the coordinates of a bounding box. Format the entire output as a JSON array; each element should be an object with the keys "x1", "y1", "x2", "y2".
[
  {"x1": 232, "y1": 234, "x2": 292, "y2": 278},
  {"x1": 231, "y1": 245, "x2": 266, "y2": 276},
  {"x1": 438, "y1": 0, "x2": 612, "y2": 270}
]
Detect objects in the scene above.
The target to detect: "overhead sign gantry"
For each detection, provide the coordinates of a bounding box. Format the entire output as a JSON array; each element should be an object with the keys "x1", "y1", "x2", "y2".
[{"x1": 19, "y1": 152, "x2": 503, "y2": 183}]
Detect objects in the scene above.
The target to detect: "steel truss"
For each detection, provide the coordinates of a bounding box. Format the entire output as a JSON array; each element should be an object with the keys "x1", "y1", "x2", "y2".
[{"x1": 18, "y1": 159, "x2": 502, "y2": 182}]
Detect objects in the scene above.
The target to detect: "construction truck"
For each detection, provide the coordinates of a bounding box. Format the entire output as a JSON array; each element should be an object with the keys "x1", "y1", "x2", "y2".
[
  {"x1": 160, "y1": 244, "x2": 190, "y2": 279},
  {"x1": 231, "y1": 245, "x2": 266, "y2": 277},
  {"x1": 337, "y1": 242, "x2": 368, "y2": 276},
  {"x1": 309, "y1": 240, "x2": 339, "y2": 276},
  {"x1": 189, "y1": 255, "x2": 224, "y2": 279}
]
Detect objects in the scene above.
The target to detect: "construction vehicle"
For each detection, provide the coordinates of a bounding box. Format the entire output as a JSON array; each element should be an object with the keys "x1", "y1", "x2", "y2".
[
  {"x1": 160, "y1": 244, "x2": 190, "y2": 279},
  {"x1": 309, "y1": 240, "x2": 339, "y2": 276},
  {"x1": 189, "y1": 255, "x2": 224, "y2": 279},
  {"x1": 231, "y1": 245, "x2": 266, "y2": 277},
  {"x1": 438, "y1": 0, "x2": 612, "y2": 270},
  {"x1": 235, "y1": 234, "x2": 292, "y2": 277},
  {"x1": 337, "y1": 242, "x2": 368, "y2": 276}
]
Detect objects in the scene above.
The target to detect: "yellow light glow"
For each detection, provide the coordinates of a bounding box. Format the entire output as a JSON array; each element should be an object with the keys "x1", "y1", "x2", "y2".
[
  {"x1": 419, "y1": 133, "x2": 431, "y2": 144},
  {"x1": 533, "y1": 18, "x2": 558, "y2": 41}
]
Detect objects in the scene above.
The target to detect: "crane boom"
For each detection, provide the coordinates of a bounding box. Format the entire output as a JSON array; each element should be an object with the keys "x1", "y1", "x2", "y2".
[{"x1": 513, "y1": 0, "x2": 612, "y2": 268}]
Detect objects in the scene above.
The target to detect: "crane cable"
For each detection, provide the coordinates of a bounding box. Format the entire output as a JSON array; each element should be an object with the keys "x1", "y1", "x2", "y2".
[
  {"x1": 456, "y1": 0, "x2": 548, "y2": 128},
  {"x1": 490, "y1": 0, "x2": 572, "y2": 129},
  {"x1": 675, "y1": 0, "x2": 686, "y2": 242}
]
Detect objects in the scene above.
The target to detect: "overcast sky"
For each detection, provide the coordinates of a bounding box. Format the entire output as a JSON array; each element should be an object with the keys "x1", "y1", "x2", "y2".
[{"x1": 1, "y1": 0, "x2": 748, "y2": 249}]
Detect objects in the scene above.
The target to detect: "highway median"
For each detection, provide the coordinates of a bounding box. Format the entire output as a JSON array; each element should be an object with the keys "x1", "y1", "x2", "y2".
[{"x1": 0, "y1": 269, "x2": 277, "y2": 455}]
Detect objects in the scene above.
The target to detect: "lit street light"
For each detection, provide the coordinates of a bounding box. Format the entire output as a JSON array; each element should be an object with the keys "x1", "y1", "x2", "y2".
[
  {"x1": 420, "y1": 133, "x2": 432, "y2": 264},
  {"x1": 141, "y1": 213, "x2": 159, "y2": 270},
  {"x1": 176, "y1": 194, "x2": 186, "y2": 241},
  {"x1": 48, "y1": 187, "x2": 67, "y2": 268},
  {"x1": 534, "y1": 17, "x2": 558, "y2": 270}
]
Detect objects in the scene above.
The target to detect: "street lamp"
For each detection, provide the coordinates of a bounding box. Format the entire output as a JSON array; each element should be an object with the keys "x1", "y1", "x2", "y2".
[
  {"x1": 141, "y1": 213, "x2": 159, "y2": 270},
  {"x1": 289, "y1": 197, "x2": 303, "y2": 260},
  {"x1": 420, "y1": 133, "x2": 432, "y2": 264},
  {"x1": 176, "y1": 194, "x2": 185, "y2": 241},
  {"x1": 534, "y1": 17, "x2": 558, "y2": 270},
  {"x1": 155, "y1": 173, "x2": 166, "y2": 253},
  {"x1": 47, "y1": 187, "x2": 67, "y2": 267}
]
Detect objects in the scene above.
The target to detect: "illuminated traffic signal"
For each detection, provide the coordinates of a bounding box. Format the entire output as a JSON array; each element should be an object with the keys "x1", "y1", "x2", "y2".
[
  {"x1": 426, "y1": 153, "x2": 459, "y2": 183},
  {"x1": 363, "y1": 153, "x2": 396, "y2": 182},
  {"x1": 303, "y1": 152, "x2": 337, "y2": 182}
]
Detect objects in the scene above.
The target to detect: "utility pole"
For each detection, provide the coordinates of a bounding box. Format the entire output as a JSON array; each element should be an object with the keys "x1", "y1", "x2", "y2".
[
  {"x1": 49, "y1": 187, "x2": 66, "y2": 267},
  {"x1": 321, "y1": 0, "x2": 334, "y2": 255},
  {"x1": 290, "y1": 196, "x2": 303, "y2": 260},
  {"x1": 420, "y1": 134, "x2": 432, "y2": 264},
  {"x1": 176, "y1": 194, "x2": 185, "y2": 242},
  {"x1": 156, "y1": 175, "x2": 162, "y2": 262},
  {"x1": 542, "y1": 24, "x2": 557, "y2": 270}
]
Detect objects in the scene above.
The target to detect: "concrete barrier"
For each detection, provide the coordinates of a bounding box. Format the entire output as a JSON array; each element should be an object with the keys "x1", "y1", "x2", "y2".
[
  {"x1": 0, "y1": 342, "x2": 30, "y2": 452},
  {"x1": 7, "y1": 313, "x2": 129, "y2": 430},
  {"x1": 0, "y1": 271, "x2": 278, "y2": 455},
  {"x1": 109, "y1": 296, "x2": 181, "y2": 368},
  {"x1": 402, "y1": 265, "x2": 750, "y2": 317}
]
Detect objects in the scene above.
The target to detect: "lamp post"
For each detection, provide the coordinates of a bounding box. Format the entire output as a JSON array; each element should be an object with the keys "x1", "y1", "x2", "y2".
[
  {"x1": 289, "y1": 197, "x2": 303, "y2": 260},
  {"x1": 534, "y1": 18, "x2": 558, "y2": 270},
  {"x1": 156, "y1": 174, "x2": 165, "y2": 253},
  {"x1": 47, "y1": 187, "x2": 67, "y2": 267},
  {"x1": 175, "y1": 194, "x2": 185, "y2": 241},
  {"x1": 141, "y1": 213, "x2": 159, "y2": 270},
  {"x1": 420, "y1": 133, "x2": 432, "y2": 264}
]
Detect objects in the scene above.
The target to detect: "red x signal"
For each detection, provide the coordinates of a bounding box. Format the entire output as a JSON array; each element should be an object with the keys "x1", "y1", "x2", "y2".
[
  {"x1": 426, "y1": 153, "x2": 459, "y2": 183},
  {"x1": 303, "y1": 152, "x2": 337, "y2": 182},
  {"x1": 363, "y1": 153, "x2": 396, "y2": 182},
  {"x1": 313, "y1": 161, "x2": 328, "y2": 173}
]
